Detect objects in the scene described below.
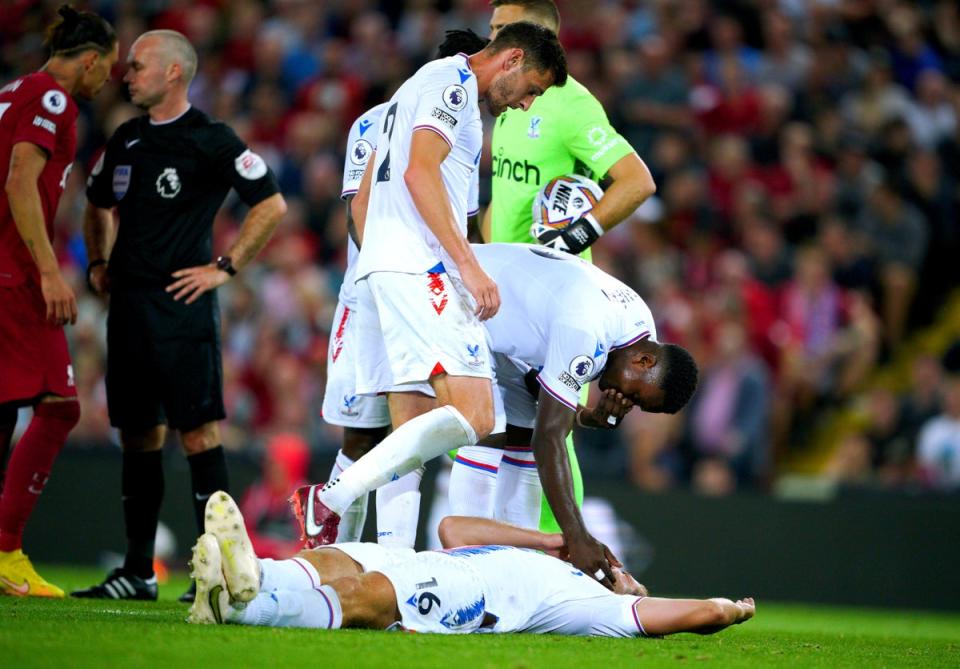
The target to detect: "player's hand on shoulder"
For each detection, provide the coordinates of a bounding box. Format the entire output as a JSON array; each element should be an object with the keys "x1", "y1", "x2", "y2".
[
  {"x1": 166, "y1": 263, "x2": 231, "y2": 305},
  {"x1": 40, "y1": 269, "x2": 78, "y2": 326},
  {"x1": 534, "y1": 216, "x2": 603, "y2": 255},
  {"x1": 459, "y1": 259, "x2": 500, "y2": 321}
]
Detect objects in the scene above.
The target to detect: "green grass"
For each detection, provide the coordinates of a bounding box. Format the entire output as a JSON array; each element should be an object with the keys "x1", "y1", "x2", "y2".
[{"x1": 1, "y1": 566, "x2": 958, "y2": 668}]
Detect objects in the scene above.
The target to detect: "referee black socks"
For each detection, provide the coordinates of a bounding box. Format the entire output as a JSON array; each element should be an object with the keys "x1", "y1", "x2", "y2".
[
  {"x1": 122, "y1": 449, "x2": 164, "y2": 579},
  {"x1": 187, "y1": 445, "x2": 230, "y2": 536}
]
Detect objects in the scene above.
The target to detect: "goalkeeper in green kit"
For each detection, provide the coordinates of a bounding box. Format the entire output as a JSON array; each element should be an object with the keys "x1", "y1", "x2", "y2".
[{"x1": 448, "y1": 0, "x2": 657, "y2": 549}]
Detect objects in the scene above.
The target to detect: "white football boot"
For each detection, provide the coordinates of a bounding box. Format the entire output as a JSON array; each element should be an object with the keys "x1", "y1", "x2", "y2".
[
  {"x1": 204, "y1": 491, "x2": 260, "y2": 603},
  {"x1": 187, "y1": 533, "x2": 230, "y2": 625}
]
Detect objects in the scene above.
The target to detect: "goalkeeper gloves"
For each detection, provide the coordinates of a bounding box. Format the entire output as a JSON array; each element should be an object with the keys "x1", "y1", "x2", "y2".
[{"x1": 534, "y1": 213, "x2": 604, "y2": 255}]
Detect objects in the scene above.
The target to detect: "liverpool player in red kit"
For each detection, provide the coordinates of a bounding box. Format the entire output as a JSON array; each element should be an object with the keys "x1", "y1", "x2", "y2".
[{"x1": 0, "y1": 5, "x2": 117, "y2": 597}]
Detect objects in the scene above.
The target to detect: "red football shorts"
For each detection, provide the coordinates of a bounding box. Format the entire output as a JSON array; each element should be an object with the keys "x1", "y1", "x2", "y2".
[{"x1": 0, "y1": 281, "x2": 76, "y2": 405}]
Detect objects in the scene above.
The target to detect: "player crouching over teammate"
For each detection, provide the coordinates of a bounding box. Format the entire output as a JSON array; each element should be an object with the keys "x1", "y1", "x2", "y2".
[{"x1": 188, "y1": 492, "x2": 754, "y2": 637}]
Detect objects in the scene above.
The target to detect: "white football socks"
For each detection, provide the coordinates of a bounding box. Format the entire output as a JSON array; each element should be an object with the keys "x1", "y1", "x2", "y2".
[
  {"x1": 375, "y1": 467, "x2": 424, "y2": 548},
  {"x1": 448, "y1": 446, "x2": 502, "y2": 518},
  {"x1": 230, "y1": 586, "x2": 343, "y2": 629},
  {"x1": 320, "y1": 406, "x2": 476, "y2": 515},
  {"x1": 495, "y1": 446, "x2": 542, "y2": 529},
  {"x1": 330, "y1": 450, "x2": 369, "y2": 543},
  {"x1": 258, "y1": 557, "x2": 322, "y2": 594}
]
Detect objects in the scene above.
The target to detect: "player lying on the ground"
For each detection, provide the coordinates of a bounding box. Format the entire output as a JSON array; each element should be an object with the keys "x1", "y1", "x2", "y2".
[
  {"x1": 295, "y1": 243, "x2": 699, "y2": 587},
  {"x1": 190, "y1": 492, "x2": 754, "y2": 637}
]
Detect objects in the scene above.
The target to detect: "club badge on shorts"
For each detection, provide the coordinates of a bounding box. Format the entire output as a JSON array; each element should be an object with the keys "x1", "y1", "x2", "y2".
[{"x1": 113, "y1": 165, "x2": 131, "y2": 200}]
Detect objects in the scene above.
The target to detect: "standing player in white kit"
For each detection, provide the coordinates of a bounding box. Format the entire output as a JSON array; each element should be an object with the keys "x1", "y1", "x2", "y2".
[
  {"x1": 320, "y1": 31, "x2": 488, "y2": 548},
  {"x1": 297, "y1": 22, "x2": 568, "y2": 546}
]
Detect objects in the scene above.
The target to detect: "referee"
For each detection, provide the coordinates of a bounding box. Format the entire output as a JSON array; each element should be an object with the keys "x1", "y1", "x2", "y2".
[
  {"x1": 73, "y1": 30, "x2": 286, "y2": 601},
  {"x1": 479, "y1": 0, "x2": 655, "y2": 550}
]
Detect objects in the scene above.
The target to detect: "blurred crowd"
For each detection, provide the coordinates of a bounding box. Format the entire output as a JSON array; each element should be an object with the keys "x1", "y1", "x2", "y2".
[{"x1": 3, "y1": 0, "x2": 959, "y2": 495}]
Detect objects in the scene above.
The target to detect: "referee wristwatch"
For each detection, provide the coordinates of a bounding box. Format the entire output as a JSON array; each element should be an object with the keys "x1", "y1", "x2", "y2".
[{"x1": 215, "y1": 255, "x2": 237, "y2": 276}]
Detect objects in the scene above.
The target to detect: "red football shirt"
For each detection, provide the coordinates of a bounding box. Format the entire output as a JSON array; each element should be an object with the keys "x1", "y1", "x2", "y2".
[{"x1": 0, "y1": 71, "x2": 78, "y2": 287}]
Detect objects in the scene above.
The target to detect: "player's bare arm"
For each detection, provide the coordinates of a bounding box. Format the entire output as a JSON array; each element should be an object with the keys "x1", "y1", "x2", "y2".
[
  {"x1": 82, "y1": 202, "x2": 116, "y2": 295},
  {"x1": 531, "y1": 389, "x2": 622, "y2": 587},
  {"x1": 589, "y1": 152, "x2": 656, "y2": 231},
  {"x1": 404, "y1": 129, "x2": 500, "y2": 320},
  {"x1": 438, "y1": 515, "x2": 565, "y2": 554},
  {"x1": 6, "y1": 141, "x2": 76, "y2": 325},
  {"x1": 349, "y1": 150, "x2": 376, "y2": 245},
  {"x1": 635, "y1": 596, "x2": 756, "y2": 636},
  {"x1": 167, "y1": 192, "x2": 286, "y2": 304}
]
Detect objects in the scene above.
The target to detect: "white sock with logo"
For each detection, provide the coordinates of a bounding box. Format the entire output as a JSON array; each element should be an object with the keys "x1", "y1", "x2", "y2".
[
  {"x1": 448, "y1": 446, "x2": 502, "y2": 518},
  {"x1": 494, "y1": 446, "x2": 542, "y2": 529},
  {"x1": 258, "y1": 557, "x2": 321, "y2": 594},
  {"x1": 375, "y1": 467, "x2": 424, "y2": 548},
  {"x1": 230, "y1": 586, "x2": 343, "y2": 629},
  {"x1": 330, "y1": 450, "x2": 368, "y2": 542},
  {"x1": 320, "y1": 406, "x2": 476, "y2": 515}
]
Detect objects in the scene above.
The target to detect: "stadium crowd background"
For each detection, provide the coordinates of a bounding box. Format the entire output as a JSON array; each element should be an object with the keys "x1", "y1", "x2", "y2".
[{"x1": 3, "y1": 0, "x2": 959, "y2": 497}]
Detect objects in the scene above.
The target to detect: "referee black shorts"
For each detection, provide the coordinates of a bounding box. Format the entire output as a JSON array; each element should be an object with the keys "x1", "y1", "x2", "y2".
[{"x1": 106, "y1": 288, "x2": 226, "y2": 433}]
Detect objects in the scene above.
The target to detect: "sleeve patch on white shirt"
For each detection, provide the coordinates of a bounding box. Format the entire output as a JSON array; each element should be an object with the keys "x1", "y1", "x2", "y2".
[
  {"x1": 350, "y1": 138, "x2": 374, "y2": 165},
  {"x1": 431, "y1": 107, "x2": 458, "y2": 128},
  {"x1": 443, "y1": 85, "x2": 468, "y2": 111}
]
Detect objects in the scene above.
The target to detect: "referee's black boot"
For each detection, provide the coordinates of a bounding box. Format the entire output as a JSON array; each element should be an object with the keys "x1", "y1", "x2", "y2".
[{"x1": 71, "y1": 568, "x2": 158, "y2": 600}]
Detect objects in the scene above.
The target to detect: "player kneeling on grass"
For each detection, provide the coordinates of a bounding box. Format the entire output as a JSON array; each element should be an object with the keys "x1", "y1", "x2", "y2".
[{"x1": 189, "y1": 492, "x2": 754, "y2": 637}]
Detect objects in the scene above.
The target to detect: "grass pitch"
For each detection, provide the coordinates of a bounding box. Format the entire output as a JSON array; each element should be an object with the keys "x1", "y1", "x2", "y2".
[{"x1": 1, "y1": 566, "x2": 958, "y2": 668}]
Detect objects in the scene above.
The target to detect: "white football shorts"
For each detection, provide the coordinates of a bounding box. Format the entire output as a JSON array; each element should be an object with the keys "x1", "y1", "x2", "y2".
[
  {"x1": 326, "y1": 541, "x2": 416, "y2": 573},
  {"x1": 492, "y1": 354, "x2": 538, "y2": 430},
  {"x1": 355, "y1": 268, "x2": 493, "y2": 395},
  {"x1": 322, "y1": 300, "x2": 391, "y2": 429}
]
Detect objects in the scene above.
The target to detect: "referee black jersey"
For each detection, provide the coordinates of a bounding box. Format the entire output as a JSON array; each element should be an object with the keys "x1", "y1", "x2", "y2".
[{"x1": 86, "y1": 106, "x2": 279, "y2": 289}]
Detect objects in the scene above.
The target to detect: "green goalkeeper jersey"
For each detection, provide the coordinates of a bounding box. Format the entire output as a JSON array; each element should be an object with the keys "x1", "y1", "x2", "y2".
[{"x1": 489, "y1": 76, "x2": 634, "y2": 251}]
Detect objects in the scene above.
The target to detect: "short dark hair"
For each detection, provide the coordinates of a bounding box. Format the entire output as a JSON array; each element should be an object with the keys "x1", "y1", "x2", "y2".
[
  {"x1": 491, "y1": 0, "x2": 561, "y2": 32},
  {"x1": 658, "y1": 343, "x2": 699, "y2": 414},
  {"x1": 45, "y1": 4, "x2": 116, "y2": 57},
  {"x1": 437, "y1": 29, "x2": 489, "y2": 59},
  {"x1": 486, "y1": 21, "x2": 567, "y2": 87}
]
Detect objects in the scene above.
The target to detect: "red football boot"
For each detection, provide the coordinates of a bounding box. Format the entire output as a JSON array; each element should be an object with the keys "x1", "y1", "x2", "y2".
[{"x1": 289, "y1": 484, "x2": 341, "y2": 548}]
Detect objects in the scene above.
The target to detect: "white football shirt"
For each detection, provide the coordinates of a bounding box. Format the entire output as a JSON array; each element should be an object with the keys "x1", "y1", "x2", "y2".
[
  {"x1": 474, "y1": 243, "x2": 657, "y2": 410},
  {"x1": 442, "y1": 545, "x2": 649, "y2": 637},
  {"x1": 340, "y1": 103, "x2": 388, "y2": 306},
  {"x1": 354, "y1": 54, "x2": 482, "y2": 280},
  {"x1": 339, "y1": 102, "x2": 479, "y2": 305}
]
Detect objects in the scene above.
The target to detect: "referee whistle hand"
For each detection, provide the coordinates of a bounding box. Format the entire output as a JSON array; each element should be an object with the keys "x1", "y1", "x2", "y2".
[
  {"x1": 167, "y1": 264, "x2": 230, "y2": 304},
  {"x1": 41, "y1": 270, "x2": 78, "y2": 326}
]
